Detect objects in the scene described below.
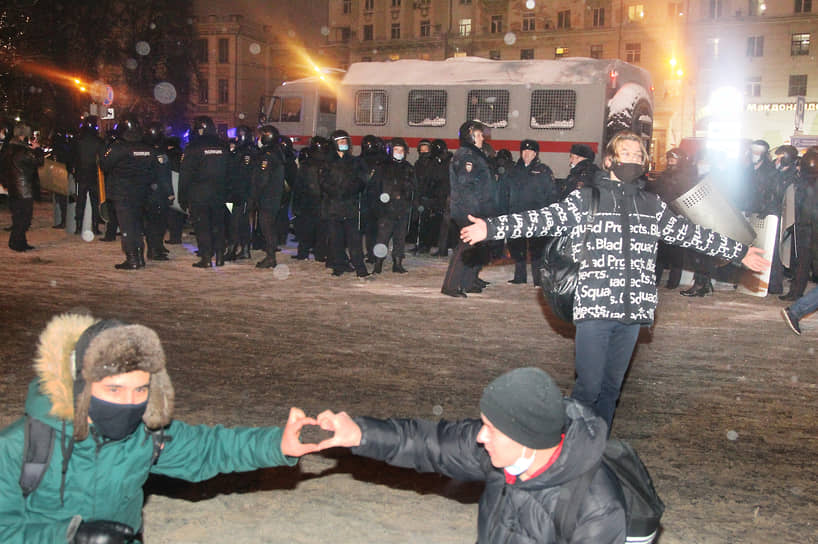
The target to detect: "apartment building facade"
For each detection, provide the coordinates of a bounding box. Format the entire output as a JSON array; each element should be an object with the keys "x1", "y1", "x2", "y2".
[{"x1": 326, "y1": 0, "x2": 818, "y2": 159}]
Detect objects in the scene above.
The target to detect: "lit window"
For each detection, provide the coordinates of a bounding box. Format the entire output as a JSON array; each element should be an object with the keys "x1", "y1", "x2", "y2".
[
  {"x1": 459, "y1": 18, "x2": 472, "y2": 36},
  {"x1": 627, "y1": 4, "x2": 645, "y2": 22},
  {"x1": 791, "y1": 33, "x2": 810, "y2": 55}
]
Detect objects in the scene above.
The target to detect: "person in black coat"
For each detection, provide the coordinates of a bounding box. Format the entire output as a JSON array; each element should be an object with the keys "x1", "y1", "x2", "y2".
[
  {"x1": 321, "y1": 129, "x2": 370, "y2": 277},
  {"x1": 100, "y1": 115, "x2": 158, "y2": 270},
  {"x1": 142, "y1": 122, "x2": 174, "y2": 261},
  {"x1": 1, "y1": 124, "x2": 44, "y2": 251},
  {"x1": 505, "y1": 139, "x2": 557, "y2": 285},
  {"x1": 292, "y1": 137, "x2": 329, "y2": 261},
  {"x1": 224, "y1": 125, "x2": 255, "y2": 261},
  {"x1": 430, "y1": 139, "x2": 454, "y2": 257},
  {"x1": 312, "y1": 367, "x2": 627, "y2": 544},
  {"x1": 412, "y1": 139, "x2": 435, "y2": 254},
  {"x1": 558, "y1": 144, "x2": 599, "y2": 200},
  {"x1": 359, "y1": 135, "x2": 387, "y2": 263},
  {"x1": 371, "y1": 138, "x2": 417, "y2": 274},
  {"x1": 72, "y1": 116, "x2": 105, "y2": 234},
  {"x1": 250, "y1": 125, "x2": 286, "y2": 269},
  {"x1": 178, "y1": 116, "x2": 228, "y2": 268},
  {"x1": 781, "y1": 148, "x2": 818, "y2": 300},
  {"x1": 441, "y1": 121, "x2": 496, "y2": 297}
]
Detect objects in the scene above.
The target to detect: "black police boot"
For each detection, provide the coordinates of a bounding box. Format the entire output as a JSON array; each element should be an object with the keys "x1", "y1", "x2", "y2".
[
  {"x1": 148, "y1": 247, "x2": 169, "y2": 261},
  {"x1": 215, "y1": 252, "x2": 225, "y2": 267},
  {"x1": 115, "y1": 253, "x2": 141, "y2": 270},
  {"x1": 374, "y1": 258, "x2": 384, "y2": 274},
  {"x1": 223, "y1": 245, "x2": 238, "y2": 262},
  {"x1": 392, "y1": 257, "x2": 407, "y2": 273},
  {"x1": 192, "y1": 255, "x2": 212, "y2": 268},
  {"x1": 237, "y1": 245, "x2": 251, "y2": 260},
  {"x1": 508, "y1": 262, "x2": 527, "y2": 284},
  {"x1": 256, "y1": 255, "x2": 277, "y2": 269}
]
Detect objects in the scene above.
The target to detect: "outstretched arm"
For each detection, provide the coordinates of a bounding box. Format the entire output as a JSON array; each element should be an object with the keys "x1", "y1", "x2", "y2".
[{"x1": 460, "y1": 215, "x2": 487, "y2": 246}]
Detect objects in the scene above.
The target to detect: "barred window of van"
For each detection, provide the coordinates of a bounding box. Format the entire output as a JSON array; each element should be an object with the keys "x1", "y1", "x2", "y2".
[
  {"x1": 355, "y1": 90, "x2": 388, "y2": 125},
  {"x1": 466, "y1": 90, "x2": 509, "y2": 128},
  {"x1": 408, "y1": 90, "x2": 447, "y2": 127},
  {"x1": 530, "y1": 90, "x2": 576, "y2": 129}
]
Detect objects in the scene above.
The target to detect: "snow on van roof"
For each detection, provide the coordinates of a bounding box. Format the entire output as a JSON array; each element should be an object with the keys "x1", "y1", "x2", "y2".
[{"x1": 342, "y1": 57, "x2": 625, "y2": 86}]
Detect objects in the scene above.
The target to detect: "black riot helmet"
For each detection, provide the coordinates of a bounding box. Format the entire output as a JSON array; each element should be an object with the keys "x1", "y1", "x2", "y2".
[
  {"x1": 330, "y1": 129, "x2": 351, "y2": 153},
  {"x1": 390, "y1": 137, "x2": 408, "y2": 158},
  {"x1": 310, "y1": 136, "x2": 332, "y2": 158},
  {"x1": 496, "y1": 148, "x2": 512, "y2": 163},
  {"x1": 298, "y1": 146, "x2": 311, "y2": 163},
  {"x1": 458, "y1": 120, "x2": 485, "y2": 146},
  {"x1": 361, "y1": 134, "x2": 381, "y2": 156},
  {"x1": 143, "y1": 121, "x2": 165, "y2": 146},
  {"x1": 418, "y1": 138, "x2": 432, "y2": 155},
  {"x1": 114, "y1": 114, "x2": 143, "y2": 143},
  {"x1": 431, "y1": 138, "x2": 448, "y2": 157},
  {"x1": 258, "y1": 125, "x2": 280, "y2": 149},
  {"x1": 774, "y1": 145, "x2": 799, "y2": 167},
  {"x1": 235, "y1": 125, "x2": 253, "y2": 147},
  {"x1": 80, "y1": 115, "x2": 99, "y2": 135},
  {"x1": 279, "y1": 134, "x2": 295, "y2": 158},
  {"x1": 192, "y1": 116, "x2": 217, "y2": 139}
]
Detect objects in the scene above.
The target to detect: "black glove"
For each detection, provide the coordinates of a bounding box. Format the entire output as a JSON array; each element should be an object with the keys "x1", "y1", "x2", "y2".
[{"x1": 73, "y1": 520, "x2": 135, "y2": 544}]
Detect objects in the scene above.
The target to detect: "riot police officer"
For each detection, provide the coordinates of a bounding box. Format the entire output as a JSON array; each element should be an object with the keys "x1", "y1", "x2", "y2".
[
  {"x1": 322, "y1": 129, "x2": 370, "y2": 277},
  {"x1": 225, "y1": 125, "x2": 255, "y2": 261},
  {"x1": 359, "y1": 134, "x2": 387, "y2": 263},
  {"x1": 250, "y1": 125, "x2": 286, "y2": 269},
  {"x1": 72, "y1": 116, "x2": 105, "y2": 235},
  {"x1": 372, "y1": 137, "x2": 416, "y2": 273},
  {"x1": 142, "y1": 122, "x2": 174, "y2": 261},
  {"x1": 430, "y1": 138, "x2": 453, "y2": 257},
  {"x1": 179, "y1": 116, "x2": 228, "y2": 268},
  {"x1": 100, "y1": 114, "x2": 157, "y2": 269},
  {"x1": 292, "y1": 136, "x2": 331, "y2": 261}
]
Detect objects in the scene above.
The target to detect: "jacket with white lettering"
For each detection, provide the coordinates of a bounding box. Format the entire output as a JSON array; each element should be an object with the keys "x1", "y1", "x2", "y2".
[
  {"x1": 100, "y1": 140, "x2": 158, "y2": 202},
  {"x1": 178, "y1": 134, "x2": 228, "y2": 207},
  {"x1": 485, "y1": 171, "x2": 749, "y2": 324}
]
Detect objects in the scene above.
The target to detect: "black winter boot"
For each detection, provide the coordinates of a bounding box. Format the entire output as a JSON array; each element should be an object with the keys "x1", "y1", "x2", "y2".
[
  {"x1": 115, "y1": 253, "x2": 141, "y2": 270},
  {"x1": 392, "y1": 257, "x2": 407, "y2": 273},
  {"x1": 192, "y1": 255, "x2": 212, "y2": 268},
  {"x1": 256, "y1": 255, "x2": 277, "y2": 268},
  {"x1": 508, "y1": 262, "x2": 527, "y2": 284},
  {"x1": 223, "y1": 245, "x2": 238, "y2": 262},
  {"x1": 680, "y1": 279, "x2": 713, "y2": 297},
  {"x1": 214, "y1": 252, "x2": 225, "y2": 267},
  {"x1": 374, "y1": 258, "x2": 384, "y2": 274}
]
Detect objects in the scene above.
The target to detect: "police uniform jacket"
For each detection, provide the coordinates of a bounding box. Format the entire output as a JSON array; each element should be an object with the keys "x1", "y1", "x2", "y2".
[
  {"x1": 485, "y1": 170, "x2": 749, "y2": 325},
  {"x1": 322, "y1": 152, "x2": 366, "y2": 220},
  {"x1": 226, "y1": 144, "x2": 255, "y2": 203},
  {"x1": 1, "y1": 141, "x2": 44, "y2": 200},
  {"x1": 373, "y1": 157, "x2": 416, "y2": 218},
  {"x1": 351, "y1": 399, "x2": 626, "y2": 544},
  {"x1": 250, "y1": 146, "x2": 285, "y2": 211},
  {"x1": 506, "y1": 157, "x2": 557, "y2": 214},
  {"x1": 293, "y1": 155, "x2": 325, "y2": 216},
  {"x1": 450, "y1": 143, "x2": 497, "y2": 228},
  {"x1": 178, "y1": 134, "x2": 227, "y2": 208},
  {"x1": 146, "y1": 145, "x2": 173, "y2": 210},
  {"x1": 99, "y1": 140, "x2": 157, "y2": 202},
  {"x1": 72, "y1": 132, "x2": 105, "y2": 184}
]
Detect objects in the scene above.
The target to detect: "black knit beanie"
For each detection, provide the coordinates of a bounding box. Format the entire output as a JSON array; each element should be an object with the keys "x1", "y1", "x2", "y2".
[{"x1": 479, "y1": 367, "x2": 565, "y2": 449}]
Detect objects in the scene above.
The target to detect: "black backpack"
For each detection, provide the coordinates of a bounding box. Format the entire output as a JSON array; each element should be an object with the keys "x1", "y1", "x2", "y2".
[
  {"x1": 19, "y1": 416, "x2": 168, "y2": 498},
  {"x1": 555, "y1": 439, "x2": 665, "y2": 544},
  {"x1": 540, "y1": 185, "x2": 600, "y2": 322}
]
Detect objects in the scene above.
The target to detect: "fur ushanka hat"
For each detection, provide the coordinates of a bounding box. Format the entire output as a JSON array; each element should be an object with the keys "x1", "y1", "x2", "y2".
[{"x1": 35, "y1": 314, "x2": 175, "y2": 441}]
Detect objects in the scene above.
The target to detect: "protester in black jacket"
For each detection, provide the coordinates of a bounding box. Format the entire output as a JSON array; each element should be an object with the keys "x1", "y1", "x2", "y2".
[
  {"x1": 321, "y1": 129, "x2": 370, "y2": 277},
  {"x1": 441, "y1": 121, "x2": 496, "y2": 297},
  {"x1": 505, "y1": 139, "x2": 557, "y2": 285},
  {"x1": 372, "y1": 138, "x2": 416, "y2": 274},
  {"x1": 313, "y1": 367, "x2": 627, "y2": 544},
  {"x1": 179, "y1": 116, "x2": 228, "y2": 268},
  {"x1": 100, "y1": 115, "x2": 158, "y2": 269},
  {"x1": 250, "y1": 125, "x2": 286, "y2": 269},
  {"x1": 461, "y1": 131, "x2": 770, "y2": 431},
  {"x1": 1, "y1": 125, "x2": 44, "y2": 251}
]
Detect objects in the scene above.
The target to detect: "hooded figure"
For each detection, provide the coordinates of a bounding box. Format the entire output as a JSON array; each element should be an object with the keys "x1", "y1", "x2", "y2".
[{"x1": 0, "y1": 313, "x2": 316, "y2": 543}]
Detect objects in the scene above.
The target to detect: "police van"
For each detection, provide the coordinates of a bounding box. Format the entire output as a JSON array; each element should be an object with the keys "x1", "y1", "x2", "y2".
[{"x1": 264, "y1": 57, "x2": 653, "y2": 178}]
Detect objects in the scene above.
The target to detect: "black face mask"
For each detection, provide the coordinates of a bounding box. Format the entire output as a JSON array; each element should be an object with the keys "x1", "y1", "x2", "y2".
[
  {"x1": 611, "y1": 162, "x2": 645, "y2": 184},
  {"x1": 88, "y1": 396, "x2": 148, "y2": 440}
]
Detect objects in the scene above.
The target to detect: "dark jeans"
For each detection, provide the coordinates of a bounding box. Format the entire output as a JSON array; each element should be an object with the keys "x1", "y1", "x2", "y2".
[
  {"x1": 788, "y1": 284, "x2": 818, "y2": 320},
  {"x1": 572, "y1": 320, "x2": 641, "y2": 432},
  {"x1": 190, "y1": 202, "x2": 226, "y2": 259},
  {"x1": 8, "y1": 197, "x2": 33, "y2": 249}
]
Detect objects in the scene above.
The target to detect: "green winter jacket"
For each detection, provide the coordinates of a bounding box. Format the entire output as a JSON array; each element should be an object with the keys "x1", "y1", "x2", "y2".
[{"x1": 0, "y1": 313, "x2": 297, "y2": 544}]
